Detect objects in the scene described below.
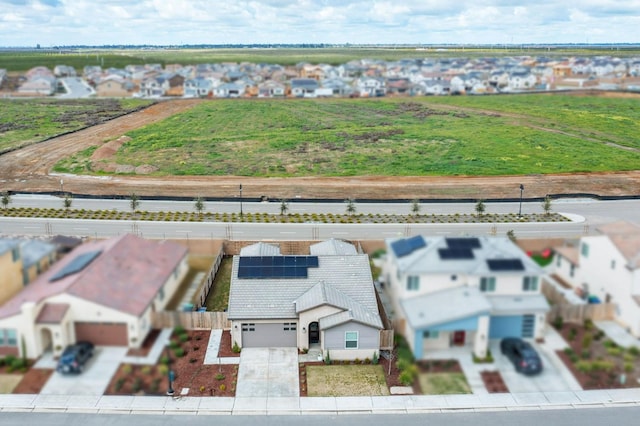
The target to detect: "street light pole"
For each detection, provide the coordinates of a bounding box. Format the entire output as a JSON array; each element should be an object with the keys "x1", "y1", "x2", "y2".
[
  {"x1": 239, "y1": 184, "x2": 243, "y2": 219},
  {"x1": 60, "y1": 179, "x2": 64, "y2": 194},
  {"x1": 518, "y1": 184, "x2": 524, "y2": 217}
]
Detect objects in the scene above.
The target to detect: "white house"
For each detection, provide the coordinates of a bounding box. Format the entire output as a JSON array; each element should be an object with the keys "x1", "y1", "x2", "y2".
[
  {"x1": 227, "y1": 239, "x2": 384, "y2": 361},
  {"x1": 383, "y1": 236, "x2": 548, "y2": 360},
  {"x1": 0, "y1": 234, "x2": 188, "y2": 359},
  {"x1": 552, "y1": 221, "x2": 640, "y2": 336}
]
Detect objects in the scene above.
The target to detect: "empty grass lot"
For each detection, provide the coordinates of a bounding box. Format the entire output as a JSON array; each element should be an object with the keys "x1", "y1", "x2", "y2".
[
  {"x1": 55, "y1": 95, "x2": 640, "y2": 178},
  {"x1": 306, "y1": 365, "x2": 390, "y2": 397},
  {"x1": 418, "y1": 372, "x2": 472, "y2": 395}
]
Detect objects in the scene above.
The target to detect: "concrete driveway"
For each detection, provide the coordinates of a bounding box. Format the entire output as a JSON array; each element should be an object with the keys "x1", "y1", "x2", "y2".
[
  {"x1": 490, "y1": 333, "x2": 582, "y2": 393},
  {"x1": 235, "y1": 348, "x2": 299, "y2": 398},
  {"x1": 39, "y1": 347, "x2": 128, "y2": 396}
]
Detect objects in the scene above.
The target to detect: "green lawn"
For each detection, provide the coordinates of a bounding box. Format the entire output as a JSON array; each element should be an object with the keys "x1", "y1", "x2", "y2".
[
  {"x1": 306, "y1": 364, "x2": 389, "y2": 397},
  {"x1": 0, "y1": 98, "x2": 152, "y2": 153},
  {"x1": 204, "y1": 257, "x2": 232, "y2": 311},
  {"x1": 54, "y1": 96, "x2": 640, "y2": 177},
  {"x1": 418, "y1": 372, "x2": 471, "y2": 395}
]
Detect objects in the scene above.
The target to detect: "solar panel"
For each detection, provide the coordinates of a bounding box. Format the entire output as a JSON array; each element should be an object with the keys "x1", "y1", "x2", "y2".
[
  {"x1": 445, "y1": 237, "x2": 481, "y2": 249},
  {"x1": 392, "y1": 236, "x2": 427, "y2": 258},
  {"x1": 407, "y1": 235, "x2": 426, "y2": 250},
  {"x1": 49, "y1": 250, "x2": 102, "y2": 282},
  {"x1": 237, "y1": 255, "x2": 319, "y2": 279},
  {"x1": 487, "y1": 258, "x2": 525, "y2": 271},
  {"x1": 438, "y1": 248, "x2": 475, "y2": 260}
]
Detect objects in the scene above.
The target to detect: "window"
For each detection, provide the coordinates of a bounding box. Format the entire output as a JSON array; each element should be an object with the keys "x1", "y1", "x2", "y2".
[
  {"x1": 570, "y1": 264, "x2": 575, "y2": 278},
  {"x1": 283, "y1": 323, "x2": 297, "y2": 331},
  {"x1": 407, "y1": 276, "x2": 419, "y2": 291},
  {"x1": 480, "y1": 277, "x2": 496, "y2": 292},
  {"x1": 0, "y1": 329, "x2": 17, "y2": 347},
  {"x1": 556, "y1": 256, "x2": 561, "y2": 267},
  {"x1": 581, "y1": 243, "x2": 589, "y2": 258},
  {"x1": 158, "y1": 286, "x2": 165, "y2": 301},
  {"x1": 523, "y1": 276, "x2": 539, "y2": 291},
  {"x1": 22, "y1": 271, "x2": 28, "y2": 286},
  {"x1": 451, "y1": 275, "x2": 457, "y2": 281},
  {"x1": 611, "y1": 260, "x2": 616, "y2": 270},
  {"x1": 423, "y1": 330, "x2": 439, "y2": 339},
  {"x1": 11, "y1": 247, "x2": 19, "y2": 262},
  {"x1": 345, "y1": 331, "x2": 358, "y2": 349},
  {"x1": 241, "y1": 323, "x2": 255, "y2": 332}
]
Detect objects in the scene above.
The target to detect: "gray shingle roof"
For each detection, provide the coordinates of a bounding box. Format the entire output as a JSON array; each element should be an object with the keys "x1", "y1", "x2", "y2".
[
  {"x1": 310, "y1": 239, "x2": 357, "y2": 256},
  {"x1": 240, "y1": 242, "x2": 281, "y2": 257},
  {"x1": 0, "y1": 239, "x2": 19, "y2": 256},
  {"x1": 227, "y1": 253, "x2": 381, "y2": 329},
  {"x1": 486, "y1": 294, "x2": 549, "y2": 315},
  {"x1": 20, "y1": 240, "x2": 55, "y2": 269}
]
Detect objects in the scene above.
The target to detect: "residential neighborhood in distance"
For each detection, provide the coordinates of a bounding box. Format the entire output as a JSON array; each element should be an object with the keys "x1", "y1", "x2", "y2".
[{"x1": 2, "y1": 55, "x2": 640, "y2": 99}]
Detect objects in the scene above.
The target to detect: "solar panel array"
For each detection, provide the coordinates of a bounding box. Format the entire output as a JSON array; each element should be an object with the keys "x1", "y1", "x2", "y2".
[
  {"x1": 391, "y1": 235, "x2": 426, "y2": 258},
  {"x1": 445, "y1": 237, "x2": 481, "y2": 249},
  {"x1": 237, "y1": 256, "x2": 319, "y2": 279},
  {"x1": 487, "y1": 258, "x2": 525, "y2": 271},
  {"x1": 49, "y1": 250, "x2": 102, "y2": 282},
  {"x1": 438, "y1": 248, "x2": 475, "y2": 260}
]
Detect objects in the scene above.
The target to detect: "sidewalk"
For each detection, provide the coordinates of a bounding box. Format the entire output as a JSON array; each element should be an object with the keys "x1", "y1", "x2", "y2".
[{"x1": 1, "y1": 388, "x2": 640, "y2": 415}]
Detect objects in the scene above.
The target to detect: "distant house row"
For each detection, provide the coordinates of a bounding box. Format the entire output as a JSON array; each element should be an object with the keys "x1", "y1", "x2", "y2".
[{"x1": 3, "y1": 54, "x2": 640, "y2": 98}]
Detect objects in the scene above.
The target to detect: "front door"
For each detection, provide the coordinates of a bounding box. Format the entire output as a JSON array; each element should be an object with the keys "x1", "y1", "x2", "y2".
[
  {"x1": 309, "y1": 322, "x2": 319, "y2": 345},
  {"x1": 453, "y1": 330, "x2": 466, "y2": 346}
]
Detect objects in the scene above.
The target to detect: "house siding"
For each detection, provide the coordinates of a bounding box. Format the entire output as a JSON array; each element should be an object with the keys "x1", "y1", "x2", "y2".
[{"x1": 323, "y1": 321, "x2": 380, "y2": 356}]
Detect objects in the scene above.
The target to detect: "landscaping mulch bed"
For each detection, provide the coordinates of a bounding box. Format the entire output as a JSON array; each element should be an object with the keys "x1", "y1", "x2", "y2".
[
  {"x1": 11, "y1": 368, "x2": 53, "y2": 394},
  {"x1": 481, "y1": 371, "x2": 509, "y2": 393},
  {"x1": 217, "y1": 330, "x2": 240, "y2": 358},
  {"x1": 126, "y1": 329, "x2": 161, "y2": 357},
  {"x1": 554, "y1": 321, "x2": 640, "y2": 390},
  {"x1": 105, "y1": 329, "x2": 236, "y2": 397}
]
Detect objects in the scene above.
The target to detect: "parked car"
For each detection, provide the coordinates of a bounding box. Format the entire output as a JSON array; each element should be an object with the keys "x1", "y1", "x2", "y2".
[
  {"x1": 500, "y1": 337, "x2": 543, "y2": 375},
  {"x1": 56, "y1": 341, "x2": 94, "y2": 374}
]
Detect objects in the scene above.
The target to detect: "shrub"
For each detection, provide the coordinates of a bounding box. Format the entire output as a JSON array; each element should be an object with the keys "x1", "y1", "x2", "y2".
[
  {"x1": 472, "y1": 350, "x2": 493, "y2": 363},
  {"x1": 399, "y1": 365, "x2": 418, "y2": 386},
  {"x1": 603, "y1": 339, "x2": 617, "y2": 349},
  {"x1": 564, "y1": 347, "x2": 576, "y2": 356},
  {"x1": 606, "y1": 346, "x2": 623, "y2": 357},
  {"x1": 169, "y1": 340, "x2": 180, "y2": 350},
  {"x1": 173, "y1": 347, "x2": 185, "y2": 358},
  {"x1": 160, "y1": 355, "x2": 170, "y2": 365},
  {"x1": 581, "y1": 349, "x2": 591, "y2": 359},
  {"x1": 354, "y1": 358, "x2": 361, "y2": 365},
  {"x1": 624, "y1": 362, "x2": 634, "y2": 373},
  {"x1": 8, "y1": 357, "x2": 26, "y2": 372},
  {"x1": 569, "y1": 353, "x2": 579, "y2": 363},
  {"x1": 552, "y1": 316, "x2": 564, "y2": 330},
  {"x1": 0, "y1": 358, "x2": 4, "y2": 367},
  {"x1": 150, "y1": 378, "x2": 161, "y2": 393},
  {"x1": 324, "y1": 351, "x2": 331, "y2": 365},
  {"x1": 219, "y1": 384, "x2": 226, "y2": 392},
  {"x1": 575, "y1": 360, "x2": 593, "y2": 373},
  {"x1": 200, "y1": 385, "x2": 206, "y2": 392},
  {"x1": 122, "y1": 364, "x2": 133, "y2": 374},
  {"x1": 189, "y1": 358, "x2": 197, "y2": 363},
  {"x1": 568, "y1": 328, "x2": 577, "y2": 341},
  {"x1": 114, "y1": 378, "x2": 125, "y2": 392},
  {"x1": 592, "y1": 360, "x2": 614, "y2": 372},
  {"x1": 396, "y1": 358, "x2": 412, "y2": 372},
  {"x1": 141, "y1": 366, "x2": 152, "y2": 375},
  {"x1": 364, "y1": 357, "x2": 371, "y2": 365},
  {"x1": 132, "y1": 377, "x2": 142, "y2": 393},
  {"x1": 628, "y1": 346, "x2": 640, "y2": 357},
  {"x1": 594, "y1": 330, "x2": 605, "y2": 341},
  {"x1": 215, "y1": 373, "x2": 225, "y2": 381},
  {"x1": 582, "y1": 333, "x2": 593, "y2": 349},
  {"x1": 232, "y1": 341, "x2": 241, "y2": 354},
  {"x1": 173, "y1": 325, "x2": 185, "y2": 335},
  {"x1": 623, "y1": 353, "x2": 635, "y2": 363},
  {"x1": 157, "y1": 364, "x2": 169, "y2": 376},
  {"x1": 372, "y1": 352, "x2": 379, "y2": 365},
  {"x1": 583, "y1": 319, "x2": 594, "y2": 331},
  {"x1": 179, "y1": 333, "x2": 189, "y2": 343}
]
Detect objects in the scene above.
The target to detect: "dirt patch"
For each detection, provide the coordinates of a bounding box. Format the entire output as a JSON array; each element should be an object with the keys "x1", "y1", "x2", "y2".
[
  {"x1": 91, "y1": 136, "x2": 131, "y2": 161},
  {"x1": 480, "y1": 370, "x2": 509, "y2": 393},
  {"x1": 217, "y1": 330, "x2": 240, "y2": 358},
  {"x1": 12, "y1": 369, "x2": 53, "y2": 394},
  {"x1": 126, "y1": 329, "x2": 161, "y2": 357}
]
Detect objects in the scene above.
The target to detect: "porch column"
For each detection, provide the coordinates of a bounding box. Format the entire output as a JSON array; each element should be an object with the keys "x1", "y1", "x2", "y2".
[{"x1": 473, "y1": 315, "x2": 490, "y2": 359}]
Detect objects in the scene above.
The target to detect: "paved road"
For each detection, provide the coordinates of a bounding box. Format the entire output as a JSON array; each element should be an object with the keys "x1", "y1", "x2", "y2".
[
  {"x1": 2, "y1": 407, "x2": 640, "y2": 425},
  {"x1": 57, "y1": 77, "x2": 95, "y2": 98}
]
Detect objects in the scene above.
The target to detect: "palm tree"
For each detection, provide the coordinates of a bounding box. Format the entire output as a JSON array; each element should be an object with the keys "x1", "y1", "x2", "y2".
[
  {"x1": 345, "y1": 198, "x2": 356, "y2": 216},
  {"x1": 279, "y1": 199, "x2": 289, "y2": 216},
  {"x1": 63, "y1": 194, "x2": 73, "y2": 215},
  {"x1": 1, "y1": 191, "x2": 10, "y2": 210},
  {"x1": 475, "y1": 199, "x2": 486, "y2": 217},
  {"x1": 542, "y1": 195, "x2": 552, "y2": 216},
  {"x1": 129, "y1": 192, "x2": 140, "y2": 216},
  {"x1": 411, "y1": 199, "x2": 421, "y2": 216},
  {"x1": 194, "y1": 196, "x2": 205, "y2": 217},
  {"x1": 507, "y1": 229, "x2": 516, "y2": 242}
]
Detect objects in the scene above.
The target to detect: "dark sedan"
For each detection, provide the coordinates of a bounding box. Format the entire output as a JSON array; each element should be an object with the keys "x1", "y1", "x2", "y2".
[
  {"x1": 500, "y1": 337, "x2": 543, "y2": 375},
  {"x1": 56, "y1": 341, "x2": 94, "y2": 374}
]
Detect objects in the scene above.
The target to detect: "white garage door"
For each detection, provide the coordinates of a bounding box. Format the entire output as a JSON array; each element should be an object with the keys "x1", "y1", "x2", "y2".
[{"x1": 242, "y1": 322, "x2": 297, "y2": 347}]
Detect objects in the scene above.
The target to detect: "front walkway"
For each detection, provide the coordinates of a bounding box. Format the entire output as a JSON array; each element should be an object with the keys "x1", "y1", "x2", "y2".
[{"x1": 595, "y1": 321, "x2": 640, "y2": 348}]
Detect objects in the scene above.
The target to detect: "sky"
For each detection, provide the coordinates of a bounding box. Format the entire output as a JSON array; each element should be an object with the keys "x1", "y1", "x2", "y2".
[{"x1": 0, "y1": 0, "x2": 639, "y2": 47}]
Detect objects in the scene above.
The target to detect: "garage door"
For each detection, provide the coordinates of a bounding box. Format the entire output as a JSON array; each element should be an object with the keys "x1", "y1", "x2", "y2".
[
  {"x1": 74, "y1": 322, "x2": 128, "y2": 346},
  {"x1": 489, "y1": 315, "x2": 523, "y2": 339},
  {"x1": 241, "y1": 322, "x2": 297, "y2": 348}
]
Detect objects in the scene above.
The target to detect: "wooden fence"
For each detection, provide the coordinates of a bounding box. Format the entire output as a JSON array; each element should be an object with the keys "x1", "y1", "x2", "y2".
[
  {"x1": 547, "y1": 303, "x2": 615, "y2": 324},
  {"x1": 193, "y1": 250, "x2": 224, "y2": 309},
  {"x1": 151, "y1": 311, "x2": 230, "y2": 330},
  {"x1": 380, "y1": 330, "x2": 394, "y2": 351}
]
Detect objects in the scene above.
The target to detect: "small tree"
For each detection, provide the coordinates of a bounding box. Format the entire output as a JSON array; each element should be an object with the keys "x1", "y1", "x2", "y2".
[
  {"x1": 63, "y1": 194, "x2": 73, "y2": 215},
  {"x1": 475, "y1": 199, "x2": 486, "y2": 217},
  {"x1": 411, "y1": 199, "x2": 421, "y2": 216},
  {"x1": 345, "y1": 198, "x2": 356, "y2": 216},
  {"x1": 279, "y1": 199, "x2": 289, "y2": 216},
  {"x1": 506, "y1": 229, "x2": 516, "y2": 242},
  {"x1": 129, "y1": 192, "x2": 140, "y2": 215},
  {"x1": 1, "y1": 191, "x2": 11, "y2": 209},
  {"x1": 194, "y1": 196, "x2": 205, "y2": 217},
  {"x1": 542, "y1": 195, "x2": 552, "y2": 216}
]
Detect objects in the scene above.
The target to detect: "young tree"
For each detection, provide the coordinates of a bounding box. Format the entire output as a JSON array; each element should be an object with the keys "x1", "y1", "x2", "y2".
[
  {"x1": 507, "y1": 229, "x2": 517, "y2": 242},
  {"x1": 194, "y1": 196, "x2": 205, "y2": 217},
  {"x1": 542, "y1": 195, "x2": 552, "y2": 216},
  {"x1": 345, "y1": 198, "x2": 356, "y2": 216},
  {"x1": 475, "y1": 199, "x2": 486, "y2": 217},
  {"x1": 1, "y1": 191, "x2": 10, "y2": 210},
  {"x1": 129, "y1": 192, "x2": 140, "y2": 215},
  {"x1": 63, "y1": 194, "x2": 73, "y2": 215},
  {"x1": 279, "y1": 199, "x2": 289, "y2": 216},
  {"x1": 411, "y1": 199, "x2": 421, "y2": 216}
]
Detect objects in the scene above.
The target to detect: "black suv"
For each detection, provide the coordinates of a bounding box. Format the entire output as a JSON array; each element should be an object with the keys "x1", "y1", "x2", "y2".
[
  {"x1": 56, "y1": 341, "x2": 94, "y2": 374},
  {"x1": 500, "y1": 337, "x2": 543, "y2": 375}
]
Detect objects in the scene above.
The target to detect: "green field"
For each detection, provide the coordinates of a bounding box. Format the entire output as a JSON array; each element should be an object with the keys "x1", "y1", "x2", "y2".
[
  {"x1": 2, "y1": 47, "x2": 640, "y2": 72},
  {"x1": 0, "y1": 98, "x2": 152, "y2": 152},
  {"x1": 54, "y1": 95, "x2": 640, "y2": 177}
]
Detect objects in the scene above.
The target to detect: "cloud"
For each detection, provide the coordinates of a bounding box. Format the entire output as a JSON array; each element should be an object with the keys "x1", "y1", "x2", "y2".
[{"x1": 0, "y1": 0, "x2": 638, "y2": 46}]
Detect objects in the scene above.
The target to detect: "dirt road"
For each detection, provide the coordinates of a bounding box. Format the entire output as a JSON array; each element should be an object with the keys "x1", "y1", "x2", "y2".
[{"x1": 1, "y1": 99, "x2": 639, "y2": 200}]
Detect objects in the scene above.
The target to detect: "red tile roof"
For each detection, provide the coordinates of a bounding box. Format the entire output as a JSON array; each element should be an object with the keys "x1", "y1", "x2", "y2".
[
  {"x1": 0, "y1": 234, "x2": 187, "y2": 319},
  {"x1": 36, "y1": 303, "x2": 69, "y2": 324}
]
